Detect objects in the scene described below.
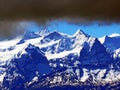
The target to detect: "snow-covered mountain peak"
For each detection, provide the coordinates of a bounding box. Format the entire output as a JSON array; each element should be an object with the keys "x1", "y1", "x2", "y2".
[
  {"x1": 74, "y1": 29, "x2": 83, "y2": 35},
  {"x1": 73, "y1": 29, "x2": 89, "y2": 37},
  {"x1": 71, "y1": 30, "x2": 90, "y2": 48}
]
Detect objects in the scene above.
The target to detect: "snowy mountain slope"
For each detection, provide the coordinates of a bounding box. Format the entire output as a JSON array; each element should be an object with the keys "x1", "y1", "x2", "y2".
[
  {"x1": 0, "y1": 37, "x2": 21, "y2": 61},
  {"x1": 2, "y1": 44, "x2": 52, "y2": 90},
  {"x1": 0, "y1": 37, "x2": 23, "y2": 83},
  {"x1": 0, "y1": 30, "x2": 119, "y2": 90}
]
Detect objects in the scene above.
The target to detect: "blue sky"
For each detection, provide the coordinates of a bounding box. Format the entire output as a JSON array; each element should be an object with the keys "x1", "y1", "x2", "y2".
[{"x1": 27, "y1": 21, "x2": 120, "y2": 38}]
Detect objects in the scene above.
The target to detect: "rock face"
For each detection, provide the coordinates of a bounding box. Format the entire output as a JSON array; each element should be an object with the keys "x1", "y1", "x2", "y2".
[{"x1": 0, "y1": 30, "x2": 120, "y2": 90}]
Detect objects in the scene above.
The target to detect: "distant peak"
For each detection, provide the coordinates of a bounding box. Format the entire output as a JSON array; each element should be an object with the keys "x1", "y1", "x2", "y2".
[
  {"x1": 48, "y1": 30, "x2": 63, "y2": 36},
  {"x1": 36, "y1": 29, "x2": 50, "y2": 36},
  {"x1": 43, "y1": 30, "x2": 64, "y2": 41},
  {"x1": 74, "y1": 29, "x2": 83, "y2": 35},
  {"x1": 109, "y1": 33, "x2": 120, "y2": 37},
  {"x1": 73, "y1": 29, "x2": 89, "y2": 37}
]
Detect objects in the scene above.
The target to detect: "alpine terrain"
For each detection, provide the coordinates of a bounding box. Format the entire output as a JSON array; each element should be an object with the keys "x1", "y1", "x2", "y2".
[{"x1": 0, "y1": 29, "x2": 120, "y2": 90}]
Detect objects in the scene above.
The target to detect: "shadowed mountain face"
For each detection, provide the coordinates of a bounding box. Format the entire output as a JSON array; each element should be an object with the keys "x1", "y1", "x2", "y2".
[
  {"x1": 0, "y1": 30, "x2": 120, "y2": 90},
  {"x1": 79, "y1": 39, "x2": 112, "y2": 66}
]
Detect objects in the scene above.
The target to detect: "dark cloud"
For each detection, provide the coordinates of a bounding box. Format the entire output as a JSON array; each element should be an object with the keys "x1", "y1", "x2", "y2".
[
  {"x1": 0, "y1": 0, "x2": 120, "y2": 21},
  {"x1": 0, "y1": 0, "x2": 120, "y2": 39}
]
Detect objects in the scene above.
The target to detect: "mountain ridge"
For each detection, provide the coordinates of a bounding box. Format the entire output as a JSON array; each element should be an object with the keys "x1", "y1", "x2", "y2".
[{"x1": 0, "y1": 30, "x2": 120, "y2": 90}]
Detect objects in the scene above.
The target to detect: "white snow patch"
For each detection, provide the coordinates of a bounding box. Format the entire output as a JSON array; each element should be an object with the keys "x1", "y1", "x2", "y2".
[
  {"x1": 98, "y1": 36, "x2": 106, "y2": 44},
  {"x1": 0, "y1": 37, "x2": 21, "y2": 49},
  {"x1": 60, "y1": 63, "x2": 64, "y2": 67},
  {"x1": 87, "y1": 37, "x2": 96, "y2": 49},
  {"x1": 45, "y1": 46, "x2": 82, "y2": 60},
  {"x1": 80, "y1": 68, "x2": 89, "y2": 82},
  {"x1": 75, "y1": 69, "x2": 80, "y2": 79},
  {"x1": 28, "y1": 76, "x2": 38, "y2": 85},
  {"x1": 97, "y1": 69, "x2": 106, "y2": 80},
  {"x1": 39, "y1": 40, "x2": 60, "y2": 48},
  {"x1": 109, "y1": 33, "x2": 120, "y2": 37},
  {"x1": 0, "y1": 73, "x2": 6, "y2": 82}
]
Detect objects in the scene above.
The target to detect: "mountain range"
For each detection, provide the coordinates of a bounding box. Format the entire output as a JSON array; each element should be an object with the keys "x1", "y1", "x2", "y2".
[{"x1": 0, "y1": 30, "x2": 120, "y2": 90}]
